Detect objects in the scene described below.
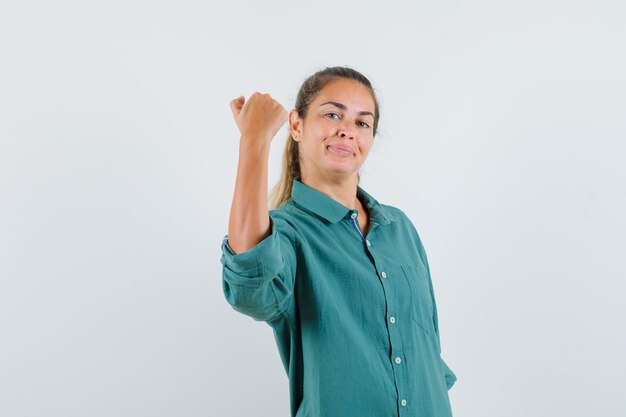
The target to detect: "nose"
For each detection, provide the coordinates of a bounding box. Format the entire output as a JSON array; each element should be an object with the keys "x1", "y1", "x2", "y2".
[{"x1": 338, "y1": 123, "x2": 355, "y2": 140}]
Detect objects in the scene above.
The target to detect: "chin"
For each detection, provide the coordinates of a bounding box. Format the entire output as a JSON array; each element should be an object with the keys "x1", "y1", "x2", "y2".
[{"x1": 327, "y1": 162, "x2": 359, "y2": 175}]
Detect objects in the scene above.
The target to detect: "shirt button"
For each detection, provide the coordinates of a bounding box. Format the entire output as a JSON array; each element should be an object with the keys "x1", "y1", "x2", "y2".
[
  {"x1": 381, "y1": 271, "x2": 387, "y2": 278},
  {"x1": 350, "y1": 212, "x2": 358, "y2": 219},
  {"x1": 395, "y1": 357, "x2": 402, "y2": 364},
  {"x1": 366, "y1": 240, "x2": 371, "y2": 247},
  {"x1": 401, "y1": 399, "x2": 407, "y2": 407},
  {"x1": 389, "y1": 316, "x2": 395, "y2": 324}
]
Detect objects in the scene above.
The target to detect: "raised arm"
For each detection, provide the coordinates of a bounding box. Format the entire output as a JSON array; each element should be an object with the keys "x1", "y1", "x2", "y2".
[
  {"x1": 227, "y1": 92, "x2": 288, "y2": 254},
  {"x1": 221, "y1": 93, "x2": 296, "y2": 323}
]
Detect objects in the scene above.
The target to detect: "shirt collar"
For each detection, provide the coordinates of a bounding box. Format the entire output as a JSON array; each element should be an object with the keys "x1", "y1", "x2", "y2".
[{"x1": 290, "y1": 178, "x2": 397, "y2": 225}]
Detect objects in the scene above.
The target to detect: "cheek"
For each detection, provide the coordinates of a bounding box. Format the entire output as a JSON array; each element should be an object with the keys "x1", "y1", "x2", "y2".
[
  {"x1": 319, "y1": 129, "x2": 336, "y2": 145},
  {"x1": 358, "y1": 139, "x2": 374, "y2": 154},
  {"x1": 319, "y1": 120, "x2": 338, "y2": 133}
]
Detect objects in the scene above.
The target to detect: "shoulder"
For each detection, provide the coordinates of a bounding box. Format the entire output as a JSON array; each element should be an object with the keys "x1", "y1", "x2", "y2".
[
  {"x1": 268, "y1": 201, "x2": 298, "y2": 224},
  {"x1": 380, "y1": 203, "x2": 418, "y2": 229},
  {"x1": 380, "y1": 203, "x2": 408, "y2": 221},
  {"x1": 379, "y1": 203, "x2": 427, "y2": 247},
  {"x1": 267, "y1": 202, "x2": 302, "y2": 239}
]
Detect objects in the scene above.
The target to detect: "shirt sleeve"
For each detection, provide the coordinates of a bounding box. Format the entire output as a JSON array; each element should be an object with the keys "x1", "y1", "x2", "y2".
[
  {"x1": 220, "y1": 214, "x2": 297, "y2": 323},
  {"x1": 411, "y1": 223, "x2": 458, "y2": 391}
]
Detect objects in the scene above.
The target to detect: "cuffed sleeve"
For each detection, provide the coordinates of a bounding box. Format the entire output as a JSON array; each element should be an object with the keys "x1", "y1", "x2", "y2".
[
  {"x1": 440, "y1": 357, "x2": 457, "y2": 390},
  {"x1": 424, "y1": 251, "x2": 458, "y2": 390},
  {"x1": 411, "y1": 221, "x2": 458, "y2": 391},
  {"x1": 220, "y1": 215, "x2": 297, "y2": 322},
  {"x1": 426, "y1": 260, "x2": 458, "y2": 390}
]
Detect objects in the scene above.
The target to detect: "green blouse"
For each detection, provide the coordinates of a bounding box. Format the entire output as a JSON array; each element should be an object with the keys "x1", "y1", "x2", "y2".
[{"x1": 221, "y1": 178, "x2": 457, "y2": 417}]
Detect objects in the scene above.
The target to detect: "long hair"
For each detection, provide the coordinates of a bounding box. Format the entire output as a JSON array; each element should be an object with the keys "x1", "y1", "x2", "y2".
[{"x1": 268, "y1": 66, "x2": 381, "y2": 210}]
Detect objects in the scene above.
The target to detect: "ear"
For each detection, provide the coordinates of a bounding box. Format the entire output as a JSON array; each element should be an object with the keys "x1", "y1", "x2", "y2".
[{"x1": 289, "y1": 109, "x2": 302, "y2": 141}]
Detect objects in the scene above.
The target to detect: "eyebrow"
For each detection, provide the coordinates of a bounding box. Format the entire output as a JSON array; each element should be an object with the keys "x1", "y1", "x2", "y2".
[{"x1": 319, "y1": 101, "x2": 374, "y2": 118}]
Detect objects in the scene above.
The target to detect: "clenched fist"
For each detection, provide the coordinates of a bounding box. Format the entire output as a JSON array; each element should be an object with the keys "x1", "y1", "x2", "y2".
[{"x1": 230, "y1": 92, "x2": 289, "y2": 146}]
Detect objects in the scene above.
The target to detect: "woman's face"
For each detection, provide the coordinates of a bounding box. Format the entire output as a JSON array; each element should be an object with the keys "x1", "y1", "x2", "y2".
[{"x1": 289, "y1": 78, "x2": 376, "y2": 183}]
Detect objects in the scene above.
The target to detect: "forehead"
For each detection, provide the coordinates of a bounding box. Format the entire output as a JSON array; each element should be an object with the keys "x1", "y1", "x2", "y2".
[{"x1": 313, "y1": 79, "x2": 375, "y2": 113}]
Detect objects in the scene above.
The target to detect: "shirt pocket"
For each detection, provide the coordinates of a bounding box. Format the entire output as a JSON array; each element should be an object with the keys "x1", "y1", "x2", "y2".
[{"x1": 400, "y1": 263, "x2": 434, "y2": 335}]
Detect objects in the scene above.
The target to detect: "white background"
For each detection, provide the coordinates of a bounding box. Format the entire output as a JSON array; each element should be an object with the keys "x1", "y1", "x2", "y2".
[{"x1": 1, "y1": 1, "x2": 625, "y2": 416}]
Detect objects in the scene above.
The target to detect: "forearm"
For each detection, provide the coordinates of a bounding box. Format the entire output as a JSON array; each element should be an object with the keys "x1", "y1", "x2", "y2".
[{"x1": 227, "y1": 138, "x2": 272, "y2": 254}]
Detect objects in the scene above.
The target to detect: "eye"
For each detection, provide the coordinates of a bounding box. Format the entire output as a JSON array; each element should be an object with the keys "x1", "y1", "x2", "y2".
[{"x1": 326, "y1": 113, "x2": 370, "y2": 129}]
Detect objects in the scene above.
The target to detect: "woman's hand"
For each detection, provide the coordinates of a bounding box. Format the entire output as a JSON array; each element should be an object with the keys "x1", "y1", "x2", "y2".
[{"x1": 229, "y1": 93, "x2": 289, "y2": 146}]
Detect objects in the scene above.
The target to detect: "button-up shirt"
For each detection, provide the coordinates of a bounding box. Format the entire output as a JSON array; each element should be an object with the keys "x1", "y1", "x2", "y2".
[{"x1": 220, "y1": 178, "x2": 457, "y2": 417}]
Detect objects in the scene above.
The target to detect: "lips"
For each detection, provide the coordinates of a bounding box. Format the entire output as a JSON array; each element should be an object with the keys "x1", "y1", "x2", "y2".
[{"x1": 326, "y1": 143, "x2": 354, "y2": 156}]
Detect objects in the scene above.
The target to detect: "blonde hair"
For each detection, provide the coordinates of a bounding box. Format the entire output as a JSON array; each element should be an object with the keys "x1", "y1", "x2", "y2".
[{"x1": 268, "y1": 66, "x2": 381, "y2": 210}]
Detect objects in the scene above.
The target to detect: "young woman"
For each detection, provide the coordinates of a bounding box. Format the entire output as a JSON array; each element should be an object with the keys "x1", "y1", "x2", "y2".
[{"x1": 221, "y1": 66, "x2": 457, "y2": 417}]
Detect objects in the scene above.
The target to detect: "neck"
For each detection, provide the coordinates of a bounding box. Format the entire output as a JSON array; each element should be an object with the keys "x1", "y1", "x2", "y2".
[{"x1": 301, "y1": 173, "x2": 360, "y2": 210}]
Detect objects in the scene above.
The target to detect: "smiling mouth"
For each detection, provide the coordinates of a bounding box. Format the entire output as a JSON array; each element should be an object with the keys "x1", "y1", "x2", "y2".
[{"x1": 326, "y1": 145, "x2": 354, "y2": 157}]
